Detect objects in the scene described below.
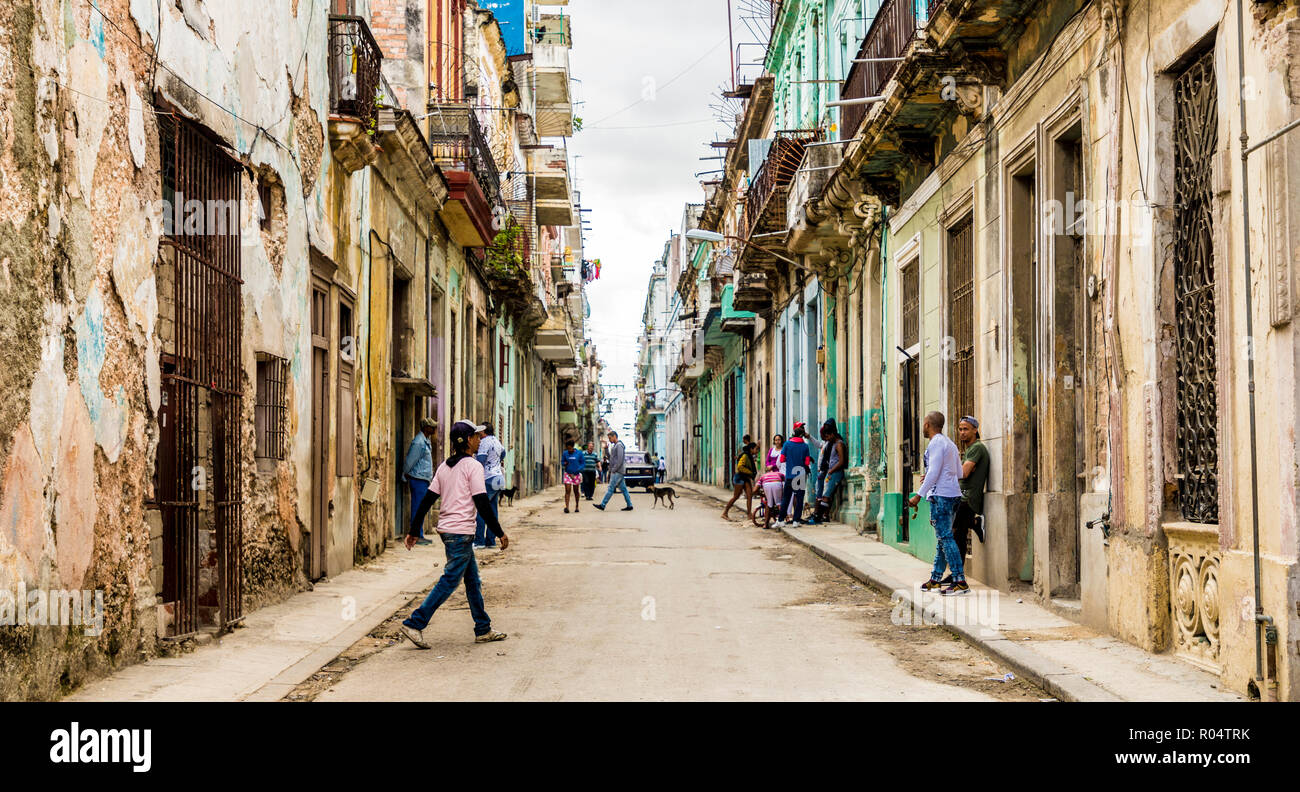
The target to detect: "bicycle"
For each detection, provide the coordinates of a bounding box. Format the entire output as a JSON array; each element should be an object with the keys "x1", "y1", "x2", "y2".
[{"x1": 750, "y1": 498, "x2": 815, "y2": 528}]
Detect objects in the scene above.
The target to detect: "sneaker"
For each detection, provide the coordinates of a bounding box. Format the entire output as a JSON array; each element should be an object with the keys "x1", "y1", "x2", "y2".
[
  {"x1": 938, "y1": 574, "x2": 954, "y2": 586},
  {"x1": 564, "y1": 507, "x2": 569, "y2": 514},
  {"x1": 973, "y1": 515, "x2": 985, "y2": 543},
  {"x1": 400, "y1": 624, "x2": 430, "y2": 649},
  {"x1": 594, "y1": 504, "x2": 605, "y2": 511},
  {"x1": 920, "y1": 579, "x2": 944, "y2": 592},
  {"x1": 941, "y1": 581, "x2": 971, "y2": 596},
  {"x1": 621, "y1": 506, "x2": 634, "y2": 511},
  {"x1": 415, "y1": 537, "x2": 433, "y2": 546},
  {"x1": 475, "y1": 630, "x2": 508, "y2": 643},
  {"x1": 472, "y1": 544, "x2": 486, "y2": 550}
]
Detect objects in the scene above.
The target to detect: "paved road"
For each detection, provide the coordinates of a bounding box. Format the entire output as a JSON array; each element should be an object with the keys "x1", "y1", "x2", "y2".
[{"x1": 308, "y1": 488, "x2": 1042, "y2": 701}]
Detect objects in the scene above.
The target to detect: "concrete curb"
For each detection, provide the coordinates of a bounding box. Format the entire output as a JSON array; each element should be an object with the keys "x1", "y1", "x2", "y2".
[{"x1": 670, "y1": 480, "x2": 1120, "y2": 702}]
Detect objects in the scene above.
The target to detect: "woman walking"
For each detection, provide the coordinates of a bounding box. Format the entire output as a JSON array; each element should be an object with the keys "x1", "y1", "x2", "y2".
[
  {"x1": 561, "y1": 438, "x2": 585, "y2": 513},
  {"x1": 721, "y1": 441, "x2": 758, "y2": 520}
]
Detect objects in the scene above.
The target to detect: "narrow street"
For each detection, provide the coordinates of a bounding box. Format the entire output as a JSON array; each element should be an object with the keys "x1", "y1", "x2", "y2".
[{"x1": 297, "y1": 488, "x2": 1044, "y2": 702}]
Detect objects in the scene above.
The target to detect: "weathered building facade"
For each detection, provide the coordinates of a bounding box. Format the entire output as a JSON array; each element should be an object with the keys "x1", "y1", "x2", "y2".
[
  {"x1": 0, "y1": 0, "x2": 593, "y2": 700},
  {"x1": 641, "y1": 0, "x2": 1300, "y2": 700}
]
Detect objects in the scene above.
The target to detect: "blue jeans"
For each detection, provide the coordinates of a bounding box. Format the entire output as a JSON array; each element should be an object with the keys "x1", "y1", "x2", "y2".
[
  {"x1": 408, "y1": 478, "x2": 430, "y2": 539},
  {"x1": 600, "y1": 472, "x2": 632, "y2": 508},
  {"x1": 815, "y1": 470, "x2": 844, "y2": 502},
  {"x1": 929, "y1": 495, "x2": 965, "y2": 582},
  {"x1": 474, "y1": 481, "x2": 501, "y2": 547},
  {"x1": 403, "y1": 533, "x2": 491, "y2": 636},
  {"x1": 780, "y1": 467, "x2": 807, "y2": 521}
]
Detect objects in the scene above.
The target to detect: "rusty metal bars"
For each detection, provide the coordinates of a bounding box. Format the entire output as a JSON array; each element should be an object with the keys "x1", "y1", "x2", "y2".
[
  {"x1": 157, "y1": 114, "x2": 244, "y2": 635},
  {"x1": 839, "y1": 0, "x2": 918, "y2": 140},
  {"x1": 1172, "y1": 47, "x2": 1220, "y2": 524},
  {"x1": 328, "y1": 15, "x2": 383, "y2": 128},
  {"x1": 948, "y1": 217, "x2": 974, "y2": 424}
]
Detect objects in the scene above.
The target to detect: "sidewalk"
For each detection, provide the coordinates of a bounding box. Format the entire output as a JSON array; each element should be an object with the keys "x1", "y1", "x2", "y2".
[
  {"x1": 672, "y1": 480, "x2": 1243, "y2": 702},
  {"x1": 66, "y1": 488, "x2": 560, "y2": 702}
]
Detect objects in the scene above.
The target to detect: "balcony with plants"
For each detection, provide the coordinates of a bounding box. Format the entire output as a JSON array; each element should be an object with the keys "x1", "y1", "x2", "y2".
[
  {"x1": 327, "y1": 14, "x2": 383, "y2": 173},
  {"x1": 428, "y1": 103, "x2": 502, "y2": 247}
]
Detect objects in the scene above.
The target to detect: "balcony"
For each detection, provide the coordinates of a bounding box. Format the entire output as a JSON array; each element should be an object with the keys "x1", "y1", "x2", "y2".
[
  {"x1": 534, "y1": 306, "x2": 578, "y2": 366},
  {"x1": 531, "y1": 147, "x2": 574, "y2": 226},
  {"x1": 327, "y1": 15, "x2": 383, "y2": 173},
  {"x1": 731, "y1": 270, "x2": 772, "y2": 314},
  {"x1": 533, "y1": 18, "x2": 573, "y2": 137},
  {"x1": 839, "y1": 0, "x2": 919, "y2": 142},
  {"x1": 428, "y1": 103, "x2": 501, "y2": 247},
  {"x1": 736, "y1": 129, "x2": 823, "y2": 271}
]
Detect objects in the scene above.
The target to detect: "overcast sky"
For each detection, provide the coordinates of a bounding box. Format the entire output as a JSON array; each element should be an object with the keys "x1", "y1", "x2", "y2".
[{"x1": 566, "y1": 0, "x2": 739, "y2": 443}]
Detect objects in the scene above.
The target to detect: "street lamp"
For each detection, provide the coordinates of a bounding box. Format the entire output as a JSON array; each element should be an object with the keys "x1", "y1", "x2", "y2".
[{"x1": 684, "y1": 229, "x2": 802, "y2": 269}]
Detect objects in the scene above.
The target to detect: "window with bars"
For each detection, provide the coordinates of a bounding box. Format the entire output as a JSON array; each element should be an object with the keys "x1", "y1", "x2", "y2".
[
  {"x1": 948, "y1": 217, "x2": 975, "y2": 423},
  {"x1": 901, "y1": 260, "x2": 919, "y2": 350},
  {"x1": 255, "y1": 355, "x2": 289, "y2": 460},
  {"x1": 1172, "y1": 46, "x2": 1220, "y2": 524}
]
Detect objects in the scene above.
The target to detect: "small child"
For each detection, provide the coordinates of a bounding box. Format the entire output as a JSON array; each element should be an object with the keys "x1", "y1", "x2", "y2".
[{"x1": 757, "y1": 465, "x2": 784, "y2": 530}]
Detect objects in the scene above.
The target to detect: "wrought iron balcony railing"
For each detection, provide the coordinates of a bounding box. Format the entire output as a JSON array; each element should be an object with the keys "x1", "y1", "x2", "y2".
[
  {"x1": 839, "y1": 0, "x2": 918, "y2": 140},
  {"x1": 328, "y1": 15, "x2": 382, "y2": 127},
  {"x1": 427, "y1": 103, "x2": 502, "y2": 207},
  {"x1": 740, "y1": 129, "x2": 824, "y2": 244}
]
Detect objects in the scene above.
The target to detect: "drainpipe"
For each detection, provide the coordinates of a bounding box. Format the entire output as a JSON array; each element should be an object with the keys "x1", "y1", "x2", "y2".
[{"x1": 1233, "y1": 0, "x2": 1271, "y2": 692}]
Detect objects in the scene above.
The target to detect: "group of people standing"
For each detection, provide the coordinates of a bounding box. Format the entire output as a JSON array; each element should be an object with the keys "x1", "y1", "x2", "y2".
[
  {"x1": 719, "y1": 412, "x2": 990, "y2": 599},
  {"x1": 720, "y1": 419, "x2": 849, "y2": 529}
]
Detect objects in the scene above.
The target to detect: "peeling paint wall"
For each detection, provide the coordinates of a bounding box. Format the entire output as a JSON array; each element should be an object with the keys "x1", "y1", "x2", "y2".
[{"x1": 0, "y1": 0, "x2": 331, "y2": 699}]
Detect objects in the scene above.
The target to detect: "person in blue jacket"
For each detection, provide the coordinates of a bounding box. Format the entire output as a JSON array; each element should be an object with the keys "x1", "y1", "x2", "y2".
[{"x1": 776, "y1": 422, "x2": 814, "y2": 527}]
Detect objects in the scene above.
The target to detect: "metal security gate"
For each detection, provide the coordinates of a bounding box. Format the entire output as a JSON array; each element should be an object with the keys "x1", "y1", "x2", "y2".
[
  {"x1": 157, "y1": 115, "x2": 244, "y2": 636},
  {"x1": 948, "y1": 217, "x2": 974, "y2": 424},
  {"x1": 1172, "y1": 47, "x2": 1220, "y2": 524}
]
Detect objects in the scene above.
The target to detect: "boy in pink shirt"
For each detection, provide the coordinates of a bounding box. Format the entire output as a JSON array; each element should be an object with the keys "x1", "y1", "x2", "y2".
[{"x1": 401, "y1": 419, "x2": 510, "y2": 648}]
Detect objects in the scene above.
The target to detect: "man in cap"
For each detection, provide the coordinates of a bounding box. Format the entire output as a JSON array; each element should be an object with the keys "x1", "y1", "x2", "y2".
[
  {"x1": 401, "y1": 419, "x2": 509, "y2": 648},
  {"x1": 401, "y1": 417, "x2": 438, "y2": 545}
]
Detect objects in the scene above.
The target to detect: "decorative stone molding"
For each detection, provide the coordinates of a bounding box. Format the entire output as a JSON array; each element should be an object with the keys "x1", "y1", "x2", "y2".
[{"x1": 1165, "y1": 522, "x2": 1222, "y2": 673}]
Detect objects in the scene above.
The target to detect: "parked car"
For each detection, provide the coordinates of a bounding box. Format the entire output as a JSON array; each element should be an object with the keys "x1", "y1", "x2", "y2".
[{"x1": 623, "y1": 451, "x2": 656, "y2": 488}]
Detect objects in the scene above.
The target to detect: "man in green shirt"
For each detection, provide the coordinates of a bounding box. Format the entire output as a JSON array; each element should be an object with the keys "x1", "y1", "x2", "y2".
[{"x1": 951, "y1": 415, "x2": 989, "y2": 568}]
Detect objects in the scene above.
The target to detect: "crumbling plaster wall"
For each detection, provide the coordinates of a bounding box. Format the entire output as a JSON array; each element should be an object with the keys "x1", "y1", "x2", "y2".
[{"x1": 0, "y1": 0, "x2": 332, "y2": 699}]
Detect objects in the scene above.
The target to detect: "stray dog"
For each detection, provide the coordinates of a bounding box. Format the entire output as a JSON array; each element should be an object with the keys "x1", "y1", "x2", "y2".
[
  {"x1": 497, "y1": 486, "x2": 517, "y2": 507},
  {"x1": 645, "y1": 484, "x2": 675, "y2": 509}
]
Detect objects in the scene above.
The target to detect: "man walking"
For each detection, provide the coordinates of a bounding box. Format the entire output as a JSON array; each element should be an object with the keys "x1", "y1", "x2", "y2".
[
  {"x1": 401, "y1": 419, "x2": 509, "y2": 648},
  {"x1": 581, "y1": 441, "x2": 598, "y2": 500},
  {"x1": 594, "y1": 431, "x2": 633, "y2": 511},
  {"x1": 473, "y1": 422, "x2": 505, "y2": 549},
  {"x1": 402, "y1": 417, "x2": 437, "y2": 545},
  {"x1": 656, "y1": 454, "x2": 667, "y2": 483},
  {"x1": 909, "y1": 411, "x2": 968, "y2": 596}
]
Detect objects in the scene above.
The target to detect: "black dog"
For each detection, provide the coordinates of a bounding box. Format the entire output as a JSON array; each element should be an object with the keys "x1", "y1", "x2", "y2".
[
  {"x1": 645, "y1": 484, "x2": 675, "y2": 509},
  {"x1": 498, "y1": 486, "x2": 517, "y2": 507}
]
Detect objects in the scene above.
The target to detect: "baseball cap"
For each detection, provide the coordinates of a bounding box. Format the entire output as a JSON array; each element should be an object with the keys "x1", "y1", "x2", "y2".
[{"x1": 450, "y1": 418, "x2": 486, "y2": 442}]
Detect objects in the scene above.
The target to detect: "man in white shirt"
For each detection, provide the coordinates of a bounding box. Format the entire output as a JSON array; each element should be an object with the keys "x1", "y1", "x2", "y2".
[
  {"x1": 908, "y1": 411, "x2": 968, "y2": 596},
  {"x1": 473, "y1": 422, "x2": 506, "y2": 549}
]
